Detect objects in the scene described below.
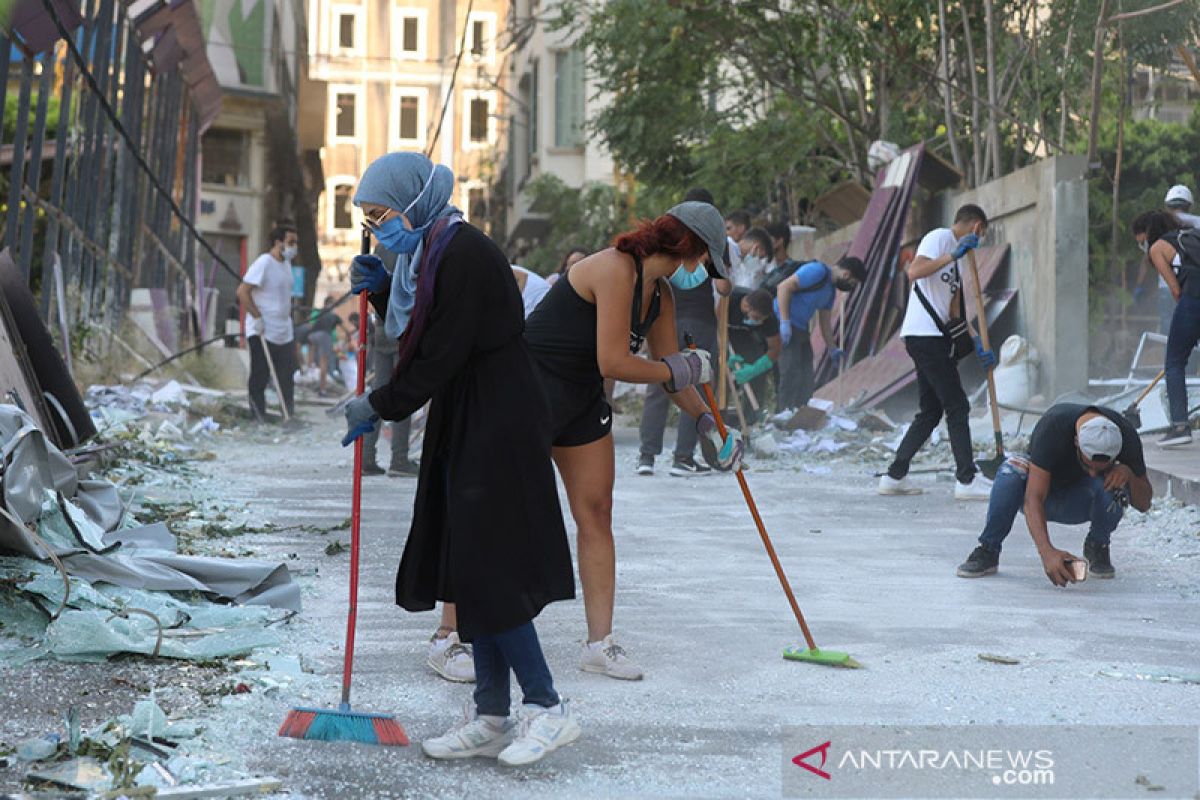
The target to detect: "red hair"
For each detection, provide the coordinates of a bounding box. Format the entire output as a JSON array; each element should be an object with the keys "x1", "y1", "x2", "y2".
[{"x1": 612, "y1": 215, "x2": 707, "y2": 262}]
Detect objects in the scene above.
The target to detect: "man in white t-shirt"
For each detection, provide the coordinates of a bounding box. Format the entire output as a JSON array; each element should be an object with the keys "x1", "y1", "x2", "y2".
[
  {"x1": 878, "y1": 204, "x2": 995, "y2": 500},
  {"x1": 237, "y1": 223, "x2": 299, "y2": 421}
]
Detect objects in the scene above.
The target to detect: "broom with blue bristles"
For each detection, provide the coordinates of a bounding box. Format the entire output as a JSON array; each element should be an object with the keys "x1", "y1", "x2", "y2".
[{"x1": 278, "y1": 228, "x2": 410, "y2": 747}]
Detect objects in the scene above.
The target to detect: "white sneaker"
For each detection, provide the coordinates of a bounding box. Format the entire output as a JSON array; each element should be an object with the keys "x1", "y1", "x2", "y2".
[
  {"x1": 421, "y1": 705, "x2": 514, "y2": 759},
  {"x1": 497, "y1": 702, "x2": 581, "y2": 767},
  {"x1": 770, "y1": 408, "x2": 797, "y2": 425},
  {"x1": 955, "y1": 477, "x2": 993, "y2": 501},
  {"x1": 428, "y1": 632, "x2": 476, "y2": 683},
  {"x1": 877, "y1": 475, "x2": 923, "y2": 495},
  {"x1": 580, "y1": 635, "x2": 644, "y2": 680}
]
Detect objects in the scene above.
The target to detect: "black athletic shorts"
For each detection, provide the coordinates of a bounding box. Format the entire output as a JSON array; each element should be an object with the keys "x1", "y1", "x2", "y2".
[{"x1": 537, "y1": 367, "x2": 612, "y2": 448}]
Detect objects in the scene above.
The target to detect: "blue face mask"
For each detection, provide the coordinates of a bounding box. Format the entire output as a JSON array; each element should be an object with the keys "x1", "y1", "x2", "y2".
[
  {"x1": 743, "y1": 316, "x2": 762, "y2": 327},
  {"x1": 669, "y1": 264, "x2": 707, "y2": 291},
  {"x1": 369, "y1": 165, "x2": 437, "y2": 255},
  {"x1": 374, "y1": 216, "x2": 426, "y2": 254}
]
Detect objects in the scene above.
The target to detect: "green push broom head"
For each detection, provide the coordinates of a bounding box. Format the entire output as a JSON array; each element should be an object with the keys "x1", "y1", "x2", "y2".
[{"x1": 783, "y1": 646, "x2": 862, "y2": 669}]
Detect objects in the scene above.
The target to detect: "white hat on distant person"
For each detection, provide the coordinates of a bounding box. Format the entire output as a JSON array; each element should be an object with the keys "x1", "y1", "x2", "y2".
[{"x1": 1165, "y1": 184, "x2": 1193, "y2": 209}]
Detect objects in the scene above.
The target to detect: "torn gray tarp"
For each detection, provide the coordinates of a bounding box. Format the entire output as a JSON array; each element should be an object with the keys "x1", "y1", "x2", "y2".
[{"x1": 0, "y1": 404, "x2": 300, "y2": 611}]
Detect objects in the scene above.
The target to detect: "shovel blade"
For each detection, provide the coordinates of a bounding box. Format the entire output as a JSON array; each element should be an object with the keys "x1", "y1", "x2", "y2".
[{"x1": 977, "y1": 453, "x2": 1006, "y2": 480}]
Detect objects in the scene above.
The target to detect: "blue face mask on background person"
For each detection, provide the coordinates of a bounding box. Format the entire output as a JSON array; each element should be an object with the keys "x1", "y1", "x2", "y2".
[
  {"x1": 743, "y1": 317, "x2": 762, "y2": 326},
  {"x1": 371, "y1": 167, "x2": 437, "y2": 255},
  {"x1": 669, "y1": 264, "x2": 707, "y2": 291}
]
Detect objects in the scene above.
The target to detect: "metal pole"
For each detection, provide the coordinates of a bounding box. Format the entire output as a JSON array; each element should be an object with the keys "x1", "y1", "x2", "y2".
[
  {"x1": 4, "y1": 58, "x2": 35, "y2": 262},
  {"x1": 20, "y1": 53, "x2": 57, "y2": 277},
  {"x1": 39, "y1": 42, "x2": 75, "y2": 321}
]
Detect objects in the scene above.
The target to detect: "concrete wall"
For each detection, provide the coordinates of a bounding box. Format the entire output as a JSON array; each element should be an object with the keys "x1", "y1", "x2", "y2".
[
  {"x1": 931, "y1": 155, "x2": 1090, "y2": 400},
  {"x1": 811, "y1": 154, "x2": 1090, "y2": 401}
]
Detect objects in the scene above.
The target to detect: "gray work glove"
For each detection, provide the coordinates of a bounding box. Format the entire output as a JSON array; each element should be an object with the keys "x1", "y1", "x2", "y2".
[{"x1": 661, "y1": 349, "x2": 713, "y2": 393}]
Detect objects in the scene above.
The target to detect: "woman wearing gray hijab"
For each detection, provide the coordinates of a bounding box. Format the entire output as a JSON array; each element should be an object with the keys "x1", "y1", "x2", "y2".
[{"x1": 342, "y1": 152, "x2": 580, "y2": 766}]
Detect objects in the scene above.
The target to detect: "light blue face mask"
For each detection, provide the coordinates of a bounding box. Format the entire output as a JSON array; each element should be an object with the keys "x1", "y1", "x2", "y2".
[
  {"x1": 743, "y1": 317, "x2": 762, "y2": 327},
  {"x1": 669, "y1": 264, "x2": 707, "y2": 291}
]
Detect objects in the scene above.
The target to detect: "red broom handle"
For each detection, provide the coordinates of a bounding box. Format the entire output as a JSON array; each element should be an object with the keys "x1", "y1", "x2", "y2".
[
  {"x1": 687, "y1": 336, "x2": 819, "y2": 652},
  {"x1": 342, "y1": 231, "x2": 371, "y2": 706}
]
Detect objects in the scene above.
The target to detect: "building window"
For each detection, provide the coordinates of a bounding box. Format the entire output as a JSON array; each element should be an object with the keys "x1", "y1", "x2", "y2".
[
  {"x1": 528, "y1": 60, "x2": 539, "y2": 156},
  {"x1": 200, "y1": 128, "x2": 249, "y2": 187},
  {"x1": 399, "y1": 96, "x2": 419, "y2": 140},
  {"x1": 338, "y1": 14, "x2": 355, "y2": 49},
  {"x1": 392, "y1": 88, "x2": 427, "y2": 147},
  {"x1": 470, "y1": 98, "x2": 489, "y2": 143},
  {"x1": 554, "y1": 48, "x2": 585, "y2": 149},
  {"x1": 468, "y1": 187, "x2": 487, "y2": 224},
  {"x1": 394, "y1": 8, "x2": 425, "y2": 59},
  {"x1": 470, "y1": 20, "x2": 485, "y2": 56},
  {"x1": 333, "y1": 184, "x2": 354, "y2": 229},
  {"x1": 336, "y1": 92, "x2": 356, "y2": 137},
  {"x1": 332, "y1": 6, "x2": 362, "y2": 54}
]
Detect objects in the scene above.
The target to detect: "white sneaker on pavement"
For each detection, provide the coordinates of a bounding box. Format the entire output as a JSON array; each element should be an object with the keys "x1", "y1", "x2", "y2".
[
  {"x1": 580, "y1": 634, "x2": 644, "y2": 680},
  {"x1": 877, "y1": 475, "x2": 923, "y2": 495},
  {"x1": 421, "y1": 704, "x2": 513, "y2": 759},
  {"x1": 497, "y1": 702, "x2": 581, "y2": 767},
  {"x1": 955, "y1": 477, "x2": 993, "y2": 501},
  {"x1": 428, "y1": 631, "x2": 476, "y2": 683}
]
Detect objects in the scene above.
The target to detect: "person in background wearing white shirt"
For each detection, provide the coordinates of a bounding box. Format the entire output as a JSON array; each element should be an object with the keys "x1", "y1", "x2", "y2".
[
  {"x1": 878, "y1": 204, "x2": 995, "y2": 501},
  {"x1": 237, "y1": 223, "x2": 299, "y2": 421},
  {"x1": 724, "y1": 208, "x2": 749, "y2": 275},
  {"x1": 511, "y1": 265, "x2": 552, "y2": 318}
]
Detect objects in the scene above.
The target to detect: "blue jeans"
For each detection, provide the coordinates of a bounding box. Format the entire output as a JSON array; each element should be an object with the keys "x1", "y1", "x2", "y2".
[
  {"x1": 473, "y1": 621, "x2": 559, "y2": 717},
  {"x1": 1164, "y1": 294, "x2": 1200, "y2": 425},
  {"x1": 978, "y1": 460, "x2": 1124, "y2": 553}
]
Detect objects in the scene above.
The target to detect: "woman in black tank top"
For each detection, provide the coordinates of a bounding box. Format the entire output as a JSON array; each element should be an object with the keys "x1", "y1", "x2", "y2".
[{"x1": 520, "y1": 201, "x2": 746, "y2": 679}]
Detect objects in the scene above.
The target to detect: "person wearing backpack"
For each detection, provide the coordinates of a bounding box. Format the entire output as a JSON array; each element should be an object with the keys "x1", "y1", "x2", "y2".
[
  {"x1": 773, "y1": 255, "x2": 866, "y2": 413},
  {"x1": 1132, "y1": 210, "x2": 1200, "y2": 447},
  {"x1": 878, "y1": 204, "x2": 995, "y2": 500}
]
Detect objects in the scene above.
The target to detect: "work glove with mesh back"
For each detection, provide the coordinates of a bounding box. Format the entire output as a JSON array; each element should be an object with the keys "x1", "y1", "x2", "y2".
[
  {"x1": 661, "y1": 349, "x2": 713, "y2": 393},
  {"x1": 350, "y1": 254, "x2": 390, "y2": 295},
  {"x1": 342, "y1": 394, "x2": 379, "y2": 446},
  {"x1": 951, "y1": 233, "x2": 979, "y2": 260},
  {"x1": 696, "y1": 413, "x2": 744, "y2": 472},
  {"x1": 733, "y1": 353, "x2": 773, "y2": 385},
  {"x1": 973, "y1": 336, "x2": 996, "y2": 371}
]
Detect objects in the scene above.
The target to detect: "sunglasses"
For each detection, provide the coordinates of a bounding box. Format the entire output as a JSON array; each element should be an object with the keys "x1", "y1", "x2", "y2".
[{"x1": 363, "y1": 208, "x2": 393, "y2": 228}]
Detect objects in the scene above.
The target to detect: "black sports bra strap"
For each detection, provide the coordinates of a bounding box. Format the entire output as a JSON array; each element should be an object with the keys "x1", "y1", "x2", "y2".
[{"x1": 627, "y1": 255, "x2": 662, "y2": 354}]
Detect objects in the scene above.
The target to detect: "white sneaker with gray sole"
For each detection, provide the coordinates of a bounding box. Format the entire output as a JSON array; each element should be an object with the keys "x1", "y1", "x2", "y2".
[
  {"x1": 422, "y1": 706, "x2": 513, "y2": 760},
  {"x1": 427, "y1": 631, "x2": 475, "y2": 683},
  {"x1": 954, "y1": 477, "x2": 993, "y2": 501},
  {"x1": 877, "y1": 475, "x2": 924, "y2": 495},
  {"x1": 497, "y1": 702, "x2": 581, "y2": 767},
  {"x1": 580, "y1": 634, "x2": 644, "y2": 680}
]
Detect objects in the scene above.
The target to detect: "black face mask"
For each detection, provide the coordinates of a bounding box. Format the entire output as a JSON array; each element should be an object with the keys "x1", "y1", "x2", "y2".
[{"x1": 835, "y1": 277, "x2": 857, "y2": 292}]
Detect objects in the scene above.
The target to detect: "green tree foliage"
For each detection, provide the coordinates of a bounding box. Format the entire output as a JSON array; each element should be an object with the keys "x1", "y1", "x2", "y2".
[
  {"x1": 555, "y1": 0, "x2": 1200, "y2": 226},
  {"x1": 517, "y1": 174, "x2": 629, "y2": 274}
]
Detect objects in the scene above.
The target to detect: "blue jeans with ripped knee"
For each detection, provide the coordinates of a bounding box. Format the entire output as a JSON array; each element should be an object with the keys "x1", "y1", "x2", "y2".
[{"x1": 977, "y1": 458, "x2": 1124, "y2": 553}]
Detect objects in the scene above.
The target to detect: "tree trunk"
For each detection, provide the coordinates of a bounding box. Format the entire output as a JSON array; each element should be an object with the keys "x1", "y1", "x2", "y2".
[
  {"x1": 983, "y1": 0, "x2": 1002, "y2": 181},
  {"x1": 960, "y1": 2, "x2": 984, "y2": 186},
  {"x1": 937, "y1": 0, "x2": 965, "y2": 175},
  {"x1": 1085, "y1": 0, "x2": 1112, "y2": 170},
  {"x1": 1111, "y1": 25, "x2": 1128, "y2": 324},
  {"x1": 1058, "y1": 15, "x2": 1075, "y2": 148}
]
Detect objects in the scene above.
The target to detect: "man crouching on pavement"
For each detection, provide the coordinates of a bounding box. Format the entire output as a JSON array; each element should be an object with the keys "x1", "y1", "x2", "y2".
[{"x1": 956, "y1": 403, "x2": 1152, "y2": 584}]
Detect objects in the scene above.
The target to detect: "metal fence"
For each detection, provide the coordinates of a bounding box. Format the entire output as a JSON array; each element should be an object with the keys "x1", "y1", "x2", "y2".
[{"x1": 1, "y1": 0, "x2": 233, "y2": 366}]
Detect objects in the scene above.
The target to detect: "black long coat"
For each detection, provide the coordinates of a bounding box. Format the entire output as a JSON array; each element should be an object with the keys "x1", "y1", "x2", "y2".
[{"x1": 366, "y1": 224, "x2": 575, "y2": 639}]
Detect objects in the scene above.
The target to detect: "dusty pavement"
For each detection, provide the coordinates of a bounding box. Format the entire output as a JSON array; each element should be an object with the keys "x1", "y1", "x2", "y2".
[{"x1": 6, "y1": 404, "x2": 1200, "y2": 798}]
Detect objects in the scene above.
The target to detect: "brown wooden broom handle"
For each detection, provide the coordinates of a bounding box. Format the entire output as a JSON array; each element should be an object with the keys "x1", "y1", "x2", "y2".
[
  {"x1": 688, "y1": 337, "x2": 820, "y2": 652},
  {"x1": 1133, "y1": 369, "x2": 1166, "y2": 407},
  {"x1": 967, "y1": 250, "x2": 1003, "y2": 452}
]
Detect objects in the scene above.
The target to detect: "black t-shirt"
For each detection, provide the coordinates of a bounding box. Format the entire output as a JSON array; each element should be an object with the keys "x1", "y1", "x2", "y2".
[
  {"x1": 726, "y1": 288, "x2": 780, "y2": 339},
  {"x1": 673, "y1": 276, "x2": 717, "y2": 323},
  {"x1": 1028, "y1": 403, "x2": 1146, "y2": 489}
]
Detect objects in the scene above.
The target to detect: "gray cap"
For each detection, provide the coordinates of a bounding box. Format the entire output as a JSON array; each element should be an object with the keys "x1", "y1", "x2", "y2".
[
  {"x1": 665, "y1": 201, "x2": 728, "y2": 280},
  {"x1": 1078, "y1": 416, "x2": 1122, "y2": 460}
]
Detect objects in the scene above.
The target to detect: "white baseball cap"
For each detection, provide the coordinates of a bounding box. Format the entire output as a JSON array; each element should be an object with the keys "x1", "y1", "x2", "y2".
[
  {"x1": 1165, "y1": 184, "x2": 1193, "y2": 208},
  {"x1": 1078, "y1": 416, "x2": 1122, "y2": 461}
]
